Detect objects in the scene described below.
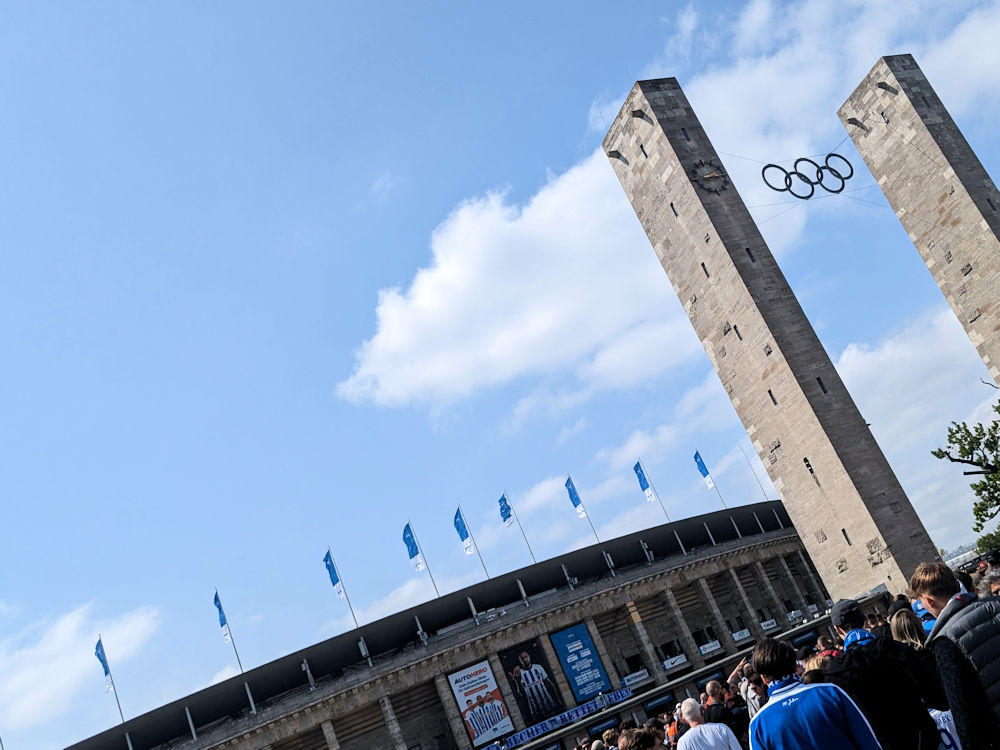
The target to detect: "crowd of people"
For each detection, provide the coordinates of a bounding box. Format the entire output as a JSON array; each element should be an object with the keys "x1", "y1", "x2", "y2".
[{"x1": 570, "y1": 556, "x2": 1000, "y2": 750}]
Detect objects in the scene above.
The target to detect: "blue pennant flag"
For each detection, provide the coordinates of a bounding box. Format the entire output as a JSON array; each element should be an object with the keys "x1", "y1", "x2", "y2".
[
  {"x1": 453, "y1": 508, "x2": 475, "y2": 555},
  {"x1": 403, "y1": 522, "x2": 426, "y2": 571},
  {"x1": 565, "y1": 475, "x2": 587, "y2": 519},
  {"x1": 499, "y1": 494, "x2": 514, "y2": 527},
  {"x1": 95, "y1": 637, "x2": 113, "y2": 692},
  {"x1": 323, "y1": 550, "x2": 346, "y2": 599},
  {"x1": 634, "y1": 460, "x2": 659, "y2": 504},
  {"x1": 694, "y1": 451, "x2": 715, "y2": 489},
  {"x1": 213, "y1": 590, "x2": 232, "y2": 644}
]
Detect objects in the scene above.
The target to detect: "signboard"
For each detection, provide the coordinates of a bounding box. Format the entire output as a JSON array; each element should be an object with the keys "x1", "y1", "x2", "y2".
[
  {"x1": 661, "y1": 654, "x2": 687, "y2": 670},
  {"x1": 787, "y1": 610, "x2": 804, "y2": 621},
  {"x1": 731, "y1": 628, "x2": 751, "y2": 642},
  {"x1": 698, "y1": 640, "x2": 721, "y2": 655},
  {"x1": 696, "y1": 670, "x2": 725, "y2": 691},
  {"x1": 622, "y1": 668, "x2": 650, "y2": 687},
  {"x1": 447, "y1": 660, "x2": 514, "y2": 747},
  {"x1": 549, "y1": 623, "x2": 613, "y2": 703},
  {"x1": 498, "y1": 639, "x2": 565, "y2": 724},
  {"x1": 587, "y1": 715, "x2": 620, "y2": 737},
  {"x1": 642, "y1": 692, "x2": 675, "y2": 714},
  {"x1": 791, "y1": 629, "x2": 819, "y2": 648},
  {"x1": 760, "y1": 619, "x2": 778, "y2": 630},
  {"x1": 807, "y1": 604, "x2": 819, "y2": 613},
  {"x1": 503, "y1": 688, "x2": 632, "y2": 748}
]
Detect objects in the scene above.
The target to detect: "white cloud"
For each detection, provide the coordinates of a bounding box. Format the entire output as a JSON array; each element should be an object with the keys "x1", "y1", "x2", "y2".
[
  {"x1": 556, "y1": 417, "x2": 588, "y2": 446},
  {"x1": 0, "y1": 603, "x2": 158, "y2": 731},
  {"x1": 209, "y1": 664, "x2": 240, "y2": 686},
  {"x1": 596, "y1": 424, "x2": 679, "y2": 472},
  {"x1": 369, "y1": 170, "x2": 400, "y2": 202},
  {"x1": 836, "y1": 306, "x2": 995, "y2": 548}
]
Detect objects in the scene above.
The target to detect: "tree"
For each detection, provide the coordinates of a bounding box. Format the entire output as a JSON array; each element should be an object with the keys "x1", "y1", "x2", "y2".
[
  {"x1": 977, "y1": 525, "x2": 1000, "y2": 555},
  {"x1": 932, "y1": 399, "x2": 1000, "y2": 532}
]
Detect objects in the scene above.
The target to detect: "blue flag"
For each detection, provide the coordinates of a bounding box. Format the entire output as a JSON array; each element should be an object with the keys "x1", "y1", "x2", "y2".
[
  {"x1": 213, "y1": 590, "x2": 232, "y2": 644},
  {"x1": 694, "y1": 451, "x2": 715, "y2": 489},
  {"x1": 323, "y1": 550, "x2": 346, "y2": 599},
  {"x1": 565, "y1": 475, "x2": 587, "y2": 518},
  {"x1": 453, "y1": 508, "x2": 475, "y2": 555},
  {"x1": 499, "y1": 494, "x2": 514, "y2": 527},
  {"x1": 95, "y1": 637, "x2": 113, "y2": 691},
  {"x1": 403, "y1": 522, "x2": 426, "y2": 571},
  {"x1": 634, "y1": 460, "x2": 659, "y2": 504}
]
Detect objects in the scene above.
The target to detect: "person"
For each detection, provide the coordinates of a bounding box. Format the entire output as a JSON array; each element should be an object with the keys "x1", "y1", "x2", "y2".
[
  {"x1": 676, "y1": 698, "x2": 741, "y2": 750},
  {"x1": 910, "y1": 561, "x2": 1000, "y2": 749},
  {"x1": 602, "y1": 728, "x2": 620, "y2": 749},
  {"x1": 512, "y1": 650, "x2": 558, "y2": 719},
  {"x1": 590, "y1": 741, "x2": 607, "y2": 750},
  {"x1": 815, "y1": 635, "x2": 841, "y2": 659},
  {"x1": 888, "y1": 608, "x2": 926, "y2": 650},
  {"x1": 824, "y1": 597, "x2": 946, "y2": 750},
  {"x1": 748, "y1": 637, "x2": 881, "y2": 750},
  {"x1": 702, "y1": 680, "x2": 735, "y2": 730},
  {"x1": 978, "y1": 568, "x2": 1000, "y2": 597},
  {"x1": 642, "y1": 717, "x2": 665, "y2": 746},
  {"x1": 618, "y1": 728, "x2": 658, "y2": 750},
  {"x1": 745, "y1": 673, "x2": 767, "y2": 719}
]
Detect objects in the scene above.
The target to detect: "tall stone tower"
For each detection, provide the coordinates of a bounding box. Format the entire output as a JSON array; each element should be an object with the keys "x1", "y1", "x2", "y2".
[
  {"x1": 603, "y1": 79, "x2": 938, "y2": 600},
  {"x1": 839, "y1": 54, "x2": 1000, "y2": 384}
]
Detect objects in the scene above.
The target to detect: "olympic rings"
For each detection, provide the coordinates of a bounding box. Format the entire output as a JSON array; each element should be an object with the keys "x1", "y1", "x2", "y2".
[{"x1": 761, "y1": 152, "x2": 855, "y2": 200}]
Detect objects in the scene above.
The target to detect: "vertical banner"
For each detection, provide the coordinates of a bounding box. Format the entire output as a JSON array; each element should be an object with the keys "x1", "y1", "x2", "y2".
[
  {"x1": 498, "y1": 639, "x2": 565, "y2": 724},
  {"x1": 548, "y1": 623, "x2": 612, "y2": 703},
  {"x1": 447, "y1": 661, "x2": 514, "y2": 747}
]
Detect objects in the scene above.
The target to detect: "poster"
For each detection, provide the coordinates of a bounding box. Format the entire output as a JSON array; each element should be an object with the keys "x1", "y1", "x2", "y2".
[
  {"x1": 548, "y1": 623, "x2": 613, "y2": 703},
  {"x1": 447, "y1": 660, "x2": 515, "y2": 747},
  {"x1": 498, "y1": 639, "x2": 565, "y2": 724}
]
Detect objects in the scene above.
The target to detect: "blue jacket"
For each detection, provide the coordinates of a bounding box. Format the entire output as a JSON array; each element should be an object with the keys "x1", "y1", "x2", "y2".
[{"x1": 749, "y1": 678, "x2": 882, "y2": 750}]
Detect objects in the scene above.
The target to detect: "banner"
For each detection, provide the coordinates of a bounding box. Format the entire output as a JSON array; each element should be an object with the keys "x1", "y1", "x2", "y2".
[
  {"x1": 498, "y1": 639, "x2": 565, "y2": 724},
  {"x1": 502, "y1": 688, "x2": 632, "y2": 748},
  {"x1": 549, "y1": 623, "x2": 612, "y2": 703},
  {"x1": 447, "y1": 661, "x2": 514, "y2": 747}
]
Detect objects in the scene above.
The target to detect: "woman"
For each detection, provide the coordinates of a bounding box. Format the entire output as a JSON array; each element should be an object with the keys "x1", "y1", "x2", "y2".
[{"x1": 889, "y1": 608, "x2": 926, "y2": 649}]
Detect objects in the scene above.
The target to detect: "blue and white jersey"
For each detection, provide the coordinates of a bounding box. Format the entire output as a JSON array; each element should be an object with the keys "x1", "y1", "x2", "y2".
[
  {"x1": 749, "y1": 678, "x2": 882, "y2": 750},
  {"x1": 520, "y1": 663, "x2": 556, "y2": 714}
]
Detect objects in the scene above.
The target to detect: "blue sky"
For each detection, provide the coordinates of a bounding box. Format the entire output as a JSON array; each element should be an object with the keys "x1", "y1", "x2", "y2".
[{"x1": 2, "y1": 2, "x2": 999, "y2": 747}]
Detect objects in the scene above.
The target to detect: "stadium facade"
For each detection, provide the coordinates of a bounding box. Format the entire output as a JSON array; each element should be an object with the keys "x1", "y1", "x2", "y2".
[{"x1": 69, "y1": 501, "x2": 836, "y2": 750}]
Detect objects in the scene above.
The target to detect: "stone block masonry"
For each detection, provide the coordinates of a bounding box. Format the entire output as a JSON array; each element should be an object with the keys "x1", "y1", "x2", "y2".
[
  {"x1": 603, "y1": 78, "x2": 939, "y2": 599},
  {"x1": 839, "y1": 54, "x2": 1000, "y2": 384}
]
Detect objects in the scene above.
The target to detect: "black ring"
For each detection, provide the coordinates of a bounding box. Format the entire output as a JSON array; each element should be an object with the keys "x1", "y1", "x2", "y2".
[
  {"x1": 760, "y1": 152, "x2": 854, "y2": 200},
  {"x1": 826, "y1": 152, "x2": 854, "y2": 180}
]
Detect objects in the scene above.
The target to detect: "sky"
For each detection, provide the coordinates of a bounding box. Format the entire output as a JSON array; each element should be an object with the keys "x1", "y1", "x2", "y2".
[{"x1": 1, "y1": 1, "x2": 999, "y2": 747}]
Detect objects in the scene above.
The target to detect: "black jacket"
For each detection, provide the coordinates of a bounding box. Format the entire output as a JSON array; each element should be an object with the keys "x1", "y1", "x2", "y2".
[
  {"x1": 927, "y1": 593, "x2": 1000, "y2": 750},
  {"x1": 824, "y1": 634, "x2": 946, "y2": 750}
]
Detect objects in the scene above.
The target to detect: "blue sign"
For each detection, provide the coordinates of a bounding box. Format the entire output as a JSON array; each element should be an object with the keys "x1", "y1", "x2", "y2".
[
  {"x1": 503, "y1": 688, "x2": 632, "y2": 748},
  {"x1": 549, "y1": 623, "x2": 613, "y2": 703}
]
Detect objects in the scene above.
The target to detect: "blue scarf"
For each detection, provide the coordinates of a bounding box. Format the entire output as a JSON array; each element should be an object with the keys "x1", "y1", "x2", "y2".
[{"x1": 767, "y1": 674, "x2": 801, "y2": 697}]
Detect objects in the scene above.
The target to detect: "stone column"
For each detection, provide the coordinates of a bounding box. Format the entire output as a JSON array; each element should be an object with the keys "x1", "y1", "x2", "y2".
[
  {"x1": 660, "y1": 587, "x2": 706, "y2": 668},
  {"x1": 379, "y1": 695, "x2": 408, "y2": 750},
  {"x1": 584, "y1": 615, "x2": 622, "y2": 689},
  {"x1": 797, "y1": 549, "x2": 828, "y2": 605},
  {"x1": 320, "y1": 720, "x2": 341, "y2": 750},
  {"x1": 538, "y1": 633, "x2": 580, "y2": 705},
  {"x1": 728, "y1": 568, "x2": 765, "y2": 640},
  {"x1": 777, "y1": 555, "x2": 810, "y2": 613},
  {"x1": 487, "y1": 652, "x2": 527, "y2": 730},
  {"x1": 694, "y1": 578, "x2": 735, "y2": 655},
  {"x1": 434, "y1": 673, "x2": 473, "y2": 750},
  {"x1": 754, "y1": 561, "x2": 786, "y2": 622},
  {"x1": 624, "y1": 600, "x2": 668, "y2": 686}
]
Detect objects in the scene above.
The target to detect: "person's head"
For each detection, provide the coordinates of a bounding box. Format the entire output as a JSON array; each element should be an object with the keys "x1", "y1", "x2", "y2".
[
  {"x1": 590, "y1": 741, "x2": 606, "y2": 750},
  {"x1": 890, "y1": 607, "x2": 926, "y2": 649},
  {"x1": 619, "y1": 718, "x2": 637, "y2": 731},
  {"x1": 909, "y1": 562, "x2": 961, "y2": 616},
  {"x1": 705, "y1": 680, "x2": 723, "y2": 701},
  {"x1": 518, "y1": 651, "x2": 532, "y2": 668},
  {"x1": 979, "y1": 569, "x2": 1000, "y2": 598},
  {"x1": 466, "y1": 699, "x2": 473, "y2": 708},
  {"x1": 955, "y1": 569, "x2": 974, "y2": 593},
  {"x1": 830, "y1": 598, "x2": 866, "y2": 634},
  {"x1": 749, "y1": 674, "x2": 767, "y2": 699},
  {"x1": 642, "y1": 717, "x2": 664, "y2": 741},
  {"x1": 802, "y1": 669, "x2": 826, "y2": 684},
  {"x1": 699, "y1": 692, "x2": 707, "y2": 705},
  {"x1": 680, "y1": 697, "x2": 703, "y2": 725},
  {"x1": 617, "y1": 728, "x2": 656, "y2": 750},
  {"x1": 751, "y1": 637, "x2": 796, "y2": 683},
  {"x1": 816, "y1": 634, "x2": 835, "y2": 651},
  {"x1": 602, "y1": 728, "x2": 620, "y2": 746}
]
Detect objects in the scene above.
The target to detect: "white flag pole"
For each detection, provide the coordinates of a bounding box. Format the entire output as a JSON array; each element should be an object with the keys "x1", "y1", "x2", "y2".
[
  {"x1": 99, "y1": 633, "x2": 127, "y2": 725},
  {"x1": 408, "y1": 519, "x2": 440, "y2": 597},
  {"x1": 216, "y1": 589, "x2": 245, "y2": 673},
  {"x1": 739, "y1": 441, "x2": 770, "y2": 502},
  {"x1": 458, "y1": 504, "x2": 490, "y2": 579},
  {"x1": 579, "y1": 498, "x2": 601, "y2": 544},
  {"x1": 640, "y1": 458, "x2": 671, "y2": 522},
  {"x1": 328, "y1": 547, "x2": 361, "y2": 630},
  {"x1": 505, "y1": 491, "x2": 537, "y2": 563}
]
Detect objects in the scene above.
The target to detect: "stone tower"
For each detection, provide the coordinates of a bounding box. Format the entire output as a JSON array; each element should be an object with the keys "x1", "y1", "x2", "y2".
[
  {"x1": 839, "y1": 54, "x2": 1000, "y2": 384},
  {"x1": 603, "y1": 79, "x2": 938, "y2": 600}
]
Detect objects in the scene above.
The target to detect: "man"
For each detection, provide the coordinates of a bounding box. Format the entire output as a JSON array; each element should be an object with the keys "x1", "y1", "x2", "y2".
[
  {"x1": 824, "y1": 597, "x2": 946, "y2": 750},
  {"x1": 702, "y1": 680, "x2": 735, "y2": 730},
  {"x1": 513, "y1": 650, "x2": 558, "y2": 719},
  {"x1": 745, "y1": 673, "x2": 767, "y2": 719},
  {"x1": 748, "y1": 637, "x2": 880, "y2": 750},
  {"x1": 910, "y1": 561, "x2": 1000, "y2": 750},
  {"x1": 642, "y1": 717, "x2": 665, "y2": 746},
  {"x1": 676, "y1": 698, "x2": 741, "y2": 750},
  {"x1": 602, "y1": 728, "x2": 620, "y2": 750},
  {"x1": 618, "y1": 729, "x2": 657, "y2": 750}
]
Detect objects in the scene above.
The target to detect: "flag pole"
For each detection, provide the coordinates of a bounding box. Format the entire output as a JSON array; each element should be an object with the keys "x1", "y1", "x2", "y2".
[
  {"x1": 99, "y1": 633, "x2": 127, "y2": 726},
  {"x1": 409, "y1": 519, "x2": 440, "y2": 597},
  {"x1": 505, "y1": 491, "x2": 537, "y2": 563},
  {"x1": 640, "y1": 458, "x2": 671, "y2": 522},
  {"x1": 580, "y1": 499, "x2": 601, "y2": 543},
  {"x1": 328, "y1": 547, "x2": 361, "y2": 630},
  {"x1": 713, "y1": 481, "x2": 728, "y2": 509},
  {"x1": 458, "y1": 504, "x2": 490, "y2": 579},
  {"x1": 217, "y1": 589, "x2": 245, "y2": 673},
  {"x1": 739, "y1": 441, "x2": 770, "y2": 502}
]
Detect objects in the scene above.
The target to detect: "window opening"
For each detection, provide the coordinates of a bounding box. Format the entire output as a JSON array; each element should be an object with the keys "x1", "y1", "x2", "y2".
[
  {"x1": 681, "y1": 127, "x2": 691, "y2": 142},
  {"x1": 670, "y1": 202, "x2": 678, "y2": 217},
  {"x1": 734, "y1": 325, "x2": 742, "y2": 341},
  {"x1": 842, "y1": 528, "x2": 852, "y2": 546},
  {"x1": 746, "y1": 247, "x2": 756, "y2": 263},
  {"x1": 701, "y1": 262, "x2": 710, "y2": 278},
  {"x1": 639, "y1": 143, "x2": 648, "y2": 158},
  {"x1": 768, "y1": 389, "x2": 777, "y2": 405},
  {"x1": 817, "y1": 376, "x2": 828, "y2": 394},
  {"x1": 881, "y1": 111, "x2": 889, "y2": 124}
]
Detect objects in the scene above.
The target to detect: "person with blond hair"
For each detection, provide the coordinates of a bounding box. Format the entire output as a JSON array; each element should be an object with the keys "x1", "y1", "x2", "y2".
[
  {"x1": 910, "y1": 561, "x2": 1000, "y2": 749},
  {"x1": 888, "y1": 608, "x2": 926, "y2": 650}
]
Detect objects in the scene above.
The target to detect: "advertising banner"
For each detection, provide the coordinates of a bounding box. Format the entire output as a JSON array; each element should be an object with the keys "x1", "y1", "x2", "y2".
[
  {"x1": 447, "y1": 660, "x2": 514, "y2": 747},
  {"x1": 503, "y1": 688, "x2": 632, "y2": 748},
  {"x1": 498, "y1": 639, "x2": 565, "y2": 724},
  {"x1": 548, "y1": 623, "x2": 612, "y2": 703}
]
